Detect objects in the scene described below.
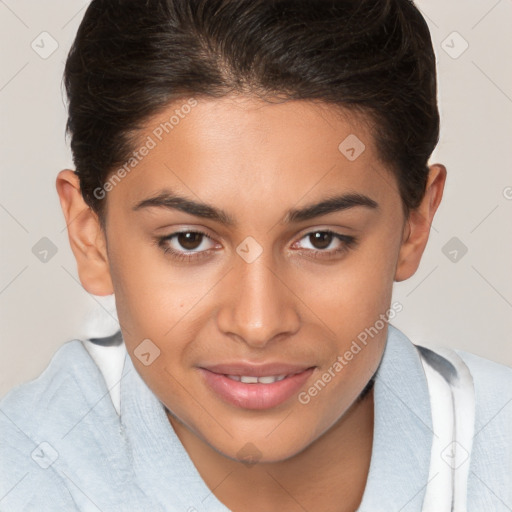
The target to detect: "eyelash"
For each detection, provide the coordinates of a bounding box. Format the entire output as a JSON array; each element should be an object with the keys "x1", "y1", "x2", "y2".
[
  {"x1": 154, "y1": 229, "x2": 214, "y2": 263},
  {"x1": 153, "y1": 229, "x2": 357, "y2": 263}
]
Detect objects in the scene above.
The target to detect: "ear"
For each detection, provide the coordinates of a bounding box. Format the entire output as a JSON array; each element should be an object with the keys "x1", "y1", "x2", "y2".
[
  {"x1": 394, "y1": 164, "x2": 447, "y2": 282},
  {"x1": 56, "y1": 169, "x2": 114, "y2": 296}
]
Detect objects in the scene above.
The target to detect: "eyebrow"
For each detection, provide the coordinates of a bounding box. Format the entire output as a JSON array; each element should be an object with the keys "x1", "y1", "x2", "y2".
[{"x1": 132, "y1": 190, "x2": 379, "y2": 226}]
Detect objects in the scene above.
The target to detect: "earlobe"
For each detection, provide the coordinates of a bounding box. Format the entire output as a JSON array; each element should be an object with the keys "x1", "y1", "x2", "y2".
[
  {"x1": 394, "y1": 164, "x2": 447, "y2": 282},
  {"x1": 56, "y1": 169, "x2": 114, "y2": 296}
]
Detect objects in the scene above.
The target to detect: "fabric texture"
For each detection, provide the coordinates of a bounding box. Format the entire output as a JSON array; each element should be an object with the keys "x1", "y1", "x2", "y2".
[{"x1": 0, "y1": 324, "x2": 510, "y2": 511}]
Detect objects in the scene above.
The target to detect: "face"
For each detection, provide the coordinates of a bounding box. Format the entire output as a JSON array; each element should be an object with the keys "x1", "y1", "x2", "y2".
[{"x1": 67, "y1": 95, "x2": 421, "y2": 462}]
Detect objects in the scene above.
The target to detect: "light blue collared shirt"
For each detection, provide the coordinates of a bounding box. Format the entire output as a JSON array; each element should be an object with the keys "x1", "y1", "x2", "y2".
[{"x1": 0, "y1": 324, "x2": 511, "y2": 511}]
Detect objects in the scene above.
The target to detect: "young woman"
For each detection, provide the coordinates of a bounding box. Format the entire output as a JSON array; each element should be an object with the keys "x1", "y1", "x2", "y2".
[{"x1": 1, "y1": 1, "x2": 510, "y2": 510}]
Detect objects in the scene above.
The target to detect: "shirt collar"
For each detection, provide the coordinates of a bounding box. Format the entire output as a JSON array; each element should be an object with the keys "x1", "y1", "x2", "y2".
[
  {"x1": 357, "y1": 324, "x2": 433, "y2": 511},
  {"x1": 119, "y1": 324, "x2": 433, "y2": 511}
]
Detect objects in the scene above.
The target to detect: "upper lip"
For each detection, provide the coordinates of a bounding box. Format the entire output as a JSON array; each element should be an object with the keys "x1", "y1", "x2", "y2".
[{"x1": 200, "y1": 363, "x2": 315, "y2": 377}]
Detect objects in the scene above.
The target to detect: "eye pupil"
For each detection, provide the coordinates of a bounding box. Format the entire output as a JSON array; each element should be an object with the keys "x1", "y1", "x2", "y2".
[
  {"x1": 310, "y1": 231, "x2": 332, "y2": 250},
  {"x1": 178, "y1": 232, "x2": 202, "y2": 250}
]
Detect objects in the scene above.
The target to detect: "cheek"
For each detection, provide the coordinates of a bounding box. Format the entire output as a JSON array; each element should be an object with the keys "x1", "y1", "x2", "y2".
[
  {"x1": 106, "y1": 227, "x2": 203, "y2": 333},
  {"x1": 291, "y1": 233, "x2": 398, "y2": 330},
  {"x1": 294, "y1": 331, "x2": 384, "y2": 444},
  {"x1": 288, "y1": 231, "x2": 397, "y2": 392}
]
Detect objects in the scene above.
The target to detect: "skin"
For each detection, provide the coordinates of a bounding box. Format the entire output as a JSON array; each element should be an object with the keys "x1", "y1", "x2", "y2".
[{"x1": 56, "y1": 95, "x2": 446, "y2": 512}]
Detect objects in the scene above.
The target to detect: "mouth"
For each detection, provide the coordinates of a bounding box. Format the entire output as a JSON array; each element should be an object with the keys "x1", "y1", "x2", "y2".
[
  {"x1": 198, "y1": 364, "x2": 316, "y2": 410},
  {"x1": 225, "y1": 374, "x2": 289, "y2": 383}
]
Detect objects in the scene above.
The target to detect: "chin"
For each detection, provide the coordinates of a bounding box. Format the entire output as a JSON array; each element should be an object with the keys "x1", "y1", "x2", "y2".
[{"x1": 206, "y1": 430, "x2": 313, "y2": 466}]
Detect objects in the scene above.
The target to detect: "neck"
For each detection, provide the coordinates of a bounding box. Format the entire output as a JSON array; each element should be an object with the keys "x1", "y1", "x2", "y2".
[{"x1": 166, "y1": 386, "x2": 374, "y2": 512}]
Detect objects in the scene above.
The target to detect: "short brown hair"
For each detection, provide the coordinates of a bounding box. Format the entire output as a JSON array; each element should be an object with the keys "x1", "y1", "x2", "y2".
[{"x1": 63, "y1": 0, "x2": 440, "y2": 225}]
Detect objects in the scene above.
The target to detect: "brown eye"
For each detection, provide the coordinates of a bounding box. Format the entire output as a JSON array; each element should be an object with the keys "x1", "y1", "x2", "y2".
[
  {"x1": 176, "y1": 232, "x2": 204, "y2": 250},
  {"x1": 308, "y1": 231, "x2": 333, "y2": 250},
  {"x1": 293, "y1": 230, "x2": 357, "y2": 261},
  {"x1": 156, "y1": 229, "x2": 217, "y2": 260}
]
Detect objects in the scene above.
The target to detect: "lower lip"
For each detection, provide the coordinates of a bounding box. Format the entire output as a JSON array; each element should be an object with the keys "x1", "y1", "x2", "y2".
[{"x1": 198, "y1": 367, "x2": 315, "y2": 410}]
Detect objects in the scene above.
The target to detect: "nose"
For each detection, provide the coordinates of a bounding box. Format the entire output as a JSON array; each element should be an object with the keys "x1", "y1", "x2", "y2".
[{"x1": 216, "y1": 249, "x2": 301, "y2": 349}]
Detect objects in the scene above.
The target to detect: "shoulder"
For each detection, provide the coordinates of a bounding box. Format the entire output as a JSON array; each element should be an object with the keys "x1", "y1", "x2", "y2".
[
  {"x1": 454, "y1": 347, "x2": 512, "y2": 388},
  {"x1": 412, "y1": 341, "x2": 512, "y2": 509},
  {"x1": 453, "y1": 348, "x2": 512, "y2": 430},
  {"x1": 453, "y1": 348, "x2": 512, "y2": 509},
  {"x1": 452, "y1": 347, "x2": 512, "y2": 435},
  {"x1": 0, "y1": 339, "x2": 104, "y2": 435},
  {"x1": 414, "y1": 340, "x2": 512, "y2": 414},
  {"x1": 424, "y1": 345, "x2": 512, "y2": 433},
  {"x1": 0, "y1": 340, "x2": 111, "y2": 510}
]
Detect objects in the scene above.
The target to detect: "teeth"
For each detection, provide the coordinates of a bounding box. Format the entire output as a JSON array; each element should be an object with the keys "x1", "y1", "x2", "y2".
[
  {"x1": 226, "y1": 374, "x2": 288, "y2": 384},
  {"x1": 257, "y1": 375, "x2": 280, "y2": 384},
  {"x1": 240, "y1": 375, "x2": 259, "y2": 384}
]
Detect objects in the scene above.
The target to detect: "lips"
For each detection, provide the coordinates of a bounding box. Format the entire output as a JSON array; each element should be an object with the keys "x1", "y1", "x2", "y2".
[
  {"x1": 226, "y1": 374, "x2": 287, "y2": 383},
  {"x1": 202, "y1": 362, "x2": 312, "y2": 377},
  {"x1": 198, "y1": 362, "x2": 316, "y2": 410}
]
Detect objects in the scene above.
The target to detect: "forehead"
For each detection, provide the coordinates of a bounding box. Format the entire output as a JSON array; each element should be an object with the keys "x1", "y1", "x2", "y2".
[{"x1": 110, "y1": 95, "x2": 397, "y2": 218}]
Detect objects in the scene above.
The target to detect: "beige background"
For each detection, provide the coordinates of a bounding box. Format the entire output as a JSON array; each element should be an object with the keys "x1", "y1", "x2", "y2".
[{"x1": 1, "y1": 0, "x2": 511, "y2": 398}]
